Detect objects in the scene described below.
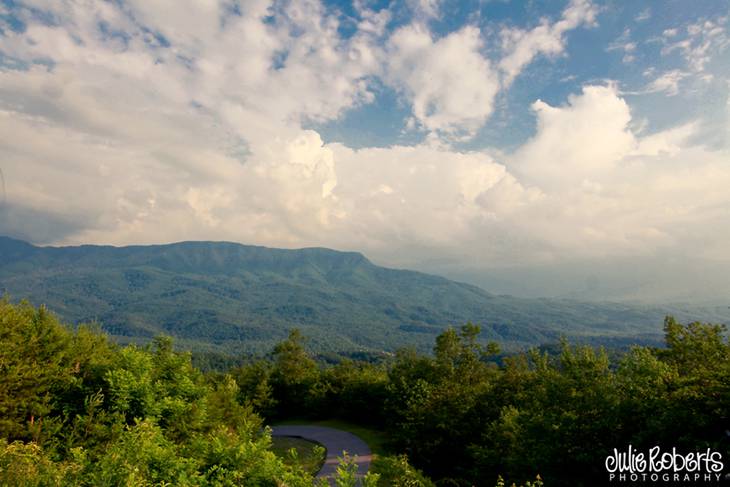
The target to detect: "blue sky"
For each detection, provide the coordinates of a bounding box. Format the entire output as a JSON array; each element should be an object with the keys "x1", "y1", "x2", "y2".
[
  {"x1": 303, "y1": 0, "x2": 730, "y2": 150},
  {"x1": 0, "y1": 0, "x2": 729, "y2": 301}
]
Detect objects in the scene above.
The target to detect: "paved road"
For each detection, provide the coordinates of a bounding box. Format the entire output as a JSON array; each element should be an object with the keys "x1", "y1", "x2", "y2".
[{"x1": 271, "y1": 425, "x2": 372, "y2": 482}]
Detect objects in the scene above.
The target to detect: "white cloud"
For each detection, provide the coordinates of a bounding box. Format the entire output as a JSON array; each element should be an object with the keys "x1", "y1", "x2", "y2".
[
  {"x1": 661, "y1": 17, "x2": 729, "y2": 75},
  {"x1": 632, "y1": 122, "x2": 696, "y2": 156},
  {"x1": 1, "y1": 0, "x2": 729, "y2": 299},
  {"x1": 499, "y1": 0, "x2": 598, "y2": 85},
  {"x1": 645, "y1": 69, "x2": 690, "y2": 96},
  {"x1": 505, "y1": 84, "x2": 730, "y2": 261},
  {"x1": 383, "y1": 1, "x2": 599, "y2": 140},
  {"x1": 606, "y1": 29, "x2": 636, "y2": 63},
  {"x1": 0, "y1": 0, "x2": 382, "y2": 247},
  {"x1": 385, "y1": 24, "x2": 499, "y2": 139},
  {"x1": 511, "y1": 85, "x2": 635, "y2": 190},
  {"x1": 329, "y1": 143, "x2": 528, "y2": 251},
  {"x1": 407, "y1": 0, "x2": 441, "y2": 20},
  {"x1": 635, "y1": 8, "x2": 651, "y2": 22}
]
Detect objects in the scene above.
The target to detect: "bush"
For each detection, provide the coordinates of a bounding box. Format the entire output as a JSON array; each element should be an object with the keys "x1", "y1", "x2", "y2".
[{"x1": 371, "y1": 454, "x2": 435, "y2": 487}]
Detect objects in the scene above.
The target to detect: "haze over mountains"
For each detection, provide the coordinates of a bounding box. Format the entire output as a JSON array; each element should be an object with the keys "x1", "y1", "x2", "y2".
[
  {"x1": 441, "y1": 260, "x2": 730, "y2": 304},
  {"x1": 1, "y1": 236, "x2": 728, "y2": 355}
]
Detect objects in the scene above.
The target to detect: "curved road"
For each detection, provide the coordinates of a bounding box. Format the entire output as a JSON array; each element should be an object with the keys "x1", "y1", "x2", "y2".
[{"x1": 271, "y1": 425, "x2": 372, "y2": 482}]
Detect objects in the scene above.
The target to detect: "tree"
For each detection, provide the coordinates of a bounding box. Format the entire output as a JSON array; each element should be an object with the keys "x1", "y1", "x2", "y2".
[
  {"x1": 0, "y1": 300, "x2": 73, "y2": 441},
  {"x1": 270, "y1": 329, "x2": 320, "y2": 417},
  {"x1": 231, "y1": 359, "x2": 277, "y2": 416}
]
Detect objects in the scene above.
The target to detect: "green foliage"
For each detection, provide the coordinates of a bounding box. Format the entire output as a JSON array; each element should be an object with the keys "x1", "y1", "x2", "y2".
[
  {"x1": 258, "y1": 317, "x2": 728, "y2": 487},
  {"x1": 186, "y1": 426, "x2": 311, "y2": 487},
  {"x1": 318, "y1": 361, "x2": 389, "y2": 426},
  {"x1": 477, "y1": 342, "x2": 621, "y2": 484},
  {"x1": 328, "y1": 453, "x2": 382, "y2": 487},
  {"x1": 2, "y1": 297, "x2": 727, "y2": 487},
  {"x1": 270, "y1": 329, "x2": 321, "y2": 417},
  {"x1": 0, "y1": 439, "x2": 81, "y2": 486},
  {"x1": 388, "y1": 318, "x2": 727, "y2": 486},
  {"x1": 230, "y1": 359, "x2": 277, "y2": 415},
  {"x1": 105, "y1": 346, "x2": 157, "y2": 421},
  {"x1": 205, "y1": 374, "x2": 260, "y2": 436},
  {"x1": 362, "y1": 471, "x2": 381, "y2": 487},
  {"x1": 270, "y1": 436, "x2": 326, "y2": 475},
  {"x1": 333, "y1": 452, "x2": 359, "y2": 487},
  {"x1": 370, "y1": 455, "x2": 434, "y2": 487},
  {"x1": 495, "y1": 475, "x2": 543, "y2": 487},
  {"x1": 86, "y1": 420, "x2": 200, "y2": 486},
  {"x1": 0, "y1": 301, "x2": 314, "y2": 486},
  {"x1": 385, "y1": 324, "x2": 499, "y2": 479},
  {"x1": 0, "y1": 300, "x2": 75, "y2": 442}
]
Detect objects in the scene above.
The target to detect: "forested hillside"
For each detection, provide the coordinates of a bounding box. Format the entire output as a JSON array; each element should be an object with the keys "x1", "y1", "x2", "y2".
[
  {"x1": 2, "y1": 300, "x2": 727, "y2": 486},
  {"x1": 3, "y1": 237, "x2": 725, "y2": 355}
]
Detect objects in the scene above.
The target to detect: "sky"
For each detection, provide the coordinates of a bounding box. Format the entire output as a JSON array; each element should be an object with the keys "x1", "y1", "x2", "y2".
[{"x1": 0, "y1": 0, "x2": 729, "y2": 302}]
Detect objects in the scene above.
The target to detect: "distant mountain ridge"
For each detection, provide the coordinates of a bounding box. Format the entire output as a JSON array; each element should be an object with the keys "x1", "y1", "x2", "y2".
[{"x1": 1, "y1": 236, "x2": 726, "y2": 354}]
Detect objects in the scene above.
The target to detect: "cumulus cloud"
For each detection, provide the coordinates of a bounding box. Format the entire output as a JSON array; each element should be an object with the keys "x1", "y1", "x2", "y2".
[
  {"x1": 506, "y1": 84, "x2": 730, "y2": 261},
  {"x1": 385, "y1": 25, "x2": 499, "y2": 139},
  {"x1": 379, "y1": 0, "x2": 599, "y2": 140},
  {"x1": 1, "y1": 0, "x2": 729, "y2": 300},
  {"x1": 0, "y1": 0, "x2": 381, "y2": 246},
  {"x1": 330, "y1": 143, "x2": 527, "y2": 249},
  {"x1": 512, "y1": 85, "x2": 634, "y2": 189}
]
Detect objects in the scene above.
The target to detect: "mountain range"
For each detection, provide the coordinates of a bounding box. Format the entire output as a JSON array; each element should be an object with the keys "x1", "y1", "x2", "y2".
[{"x1": 1, "y1": 236, "x2": 727, "y2": 355}]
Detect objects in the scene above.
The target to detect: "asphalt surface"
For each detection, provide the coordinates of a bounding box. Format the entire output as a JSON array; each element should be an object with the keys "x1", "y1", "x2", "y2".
[{"x1": 271, "y1": 425, "x2": 372, "y2": 483}]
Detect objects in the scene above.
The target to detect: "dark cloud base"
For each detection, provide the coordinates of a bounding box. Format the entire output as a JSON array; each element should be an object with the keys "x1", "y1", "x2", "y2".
[{"x1": 0, "y1": 202, "x2": 87, "y2": 244}]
